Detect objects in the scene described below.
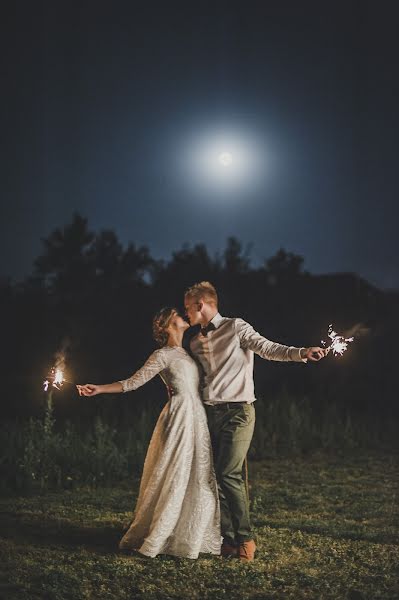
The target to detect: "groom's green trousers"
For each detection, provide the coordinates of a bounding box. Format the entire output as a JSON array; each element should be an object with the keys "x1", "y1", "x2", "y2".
[{"x1": 206, "y1": 402, "x2": 255, "y2": 544}]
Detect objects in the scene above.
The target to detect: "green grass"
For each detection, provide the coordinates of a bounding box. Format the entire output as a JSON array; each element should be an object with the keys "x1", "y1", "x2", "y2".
[{"x1": 1, "y1": 453, "x2": 398, "y2": 599}]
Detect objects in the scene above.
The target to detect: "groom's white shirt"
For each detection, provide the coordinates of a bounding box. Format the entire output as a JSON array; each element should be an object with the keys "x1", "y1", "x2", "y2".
[{"x1": 190, "y1": 313, "x2": 306, "y2": 406}]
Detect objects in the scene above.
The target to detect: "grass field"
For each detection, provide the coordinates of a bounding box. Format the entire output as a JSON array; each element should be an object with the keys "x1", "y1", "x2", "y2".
[{"x1": 1, "y1": 452, "x2": 398, "y2": 599}]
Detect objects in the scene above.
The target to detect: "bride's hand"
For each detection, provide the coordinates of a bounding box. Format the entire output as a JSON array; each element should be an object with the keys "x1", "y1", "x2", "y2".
[{"x1": 76, "y1": 384, "x2": 101, "y2": 396}]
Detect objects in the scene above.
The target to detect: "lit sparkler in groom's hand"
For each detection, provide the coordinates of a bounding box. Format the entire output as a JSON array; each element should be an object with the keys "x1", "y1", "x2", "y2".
[{"x1": 321, "y1": 324, "x2": 354, "y2": 356}]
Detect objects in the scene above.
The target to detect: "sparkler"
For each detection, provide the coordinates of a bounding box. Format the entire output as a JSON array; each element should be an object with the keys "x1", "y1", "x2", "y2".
[
  {"x1": 43, "y1": 367, "x2": 73, "y2": 391},
  {"x1": 42, "y1": 343, "x2": 74, "y2": 392},
  {"x1": 321, "y1": 324, "x2": 354, "y2": 356}
]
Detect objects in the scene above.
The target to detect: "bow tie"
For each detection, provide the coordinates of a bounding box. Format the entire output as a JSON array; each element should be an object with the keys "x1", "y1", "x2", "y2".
[{"x1": 201, "y1": 322, "x2": 216, "y2": 337}]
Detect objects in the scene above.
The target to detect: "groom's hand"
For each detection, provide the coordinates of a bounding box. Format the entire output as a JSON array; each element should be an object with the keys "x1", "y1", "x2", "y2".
[{"x1": 301, "y1": 347, "x2": 328, "y2": 362}]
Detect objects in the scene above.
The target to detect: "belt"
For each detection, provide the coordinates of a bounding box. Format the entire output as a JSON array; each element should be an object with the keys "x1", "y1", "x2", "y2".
[{"x1": 207, "y1": 402, "x2": 250, "y2": 410}]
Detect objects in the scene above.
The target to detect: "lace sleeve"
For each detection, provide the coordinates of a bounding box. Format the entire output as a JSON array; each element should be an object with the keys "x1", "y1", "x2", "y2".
[
  {"x1": 119, "y1": 349, "x2": 168, "y2": 393},
  {"x1": 235, "y1": 318, "x2": 306, "y2": 362}
]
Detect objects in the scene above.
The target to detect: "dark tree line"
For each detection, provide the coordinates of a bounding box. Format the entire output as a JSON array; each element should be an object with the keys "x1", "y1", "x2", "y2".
[{"x1": 1, "y1": 213, "x2": 398, "y2": 432}]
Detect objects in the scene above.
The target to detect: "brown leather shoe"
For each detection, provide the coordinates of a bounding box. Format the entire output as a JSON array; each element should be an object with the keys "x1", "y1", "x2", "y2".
[
  {"x1": 238, "y1": 539, "x2": 256, "y2": 561},
  {"x1": 221, "y1": 541, "x2": 238, "y2": 557}
]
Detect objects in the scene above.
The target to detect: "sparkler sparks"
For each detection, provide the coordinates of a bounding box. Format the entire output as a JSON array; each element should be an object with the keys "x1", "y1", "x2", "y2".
[
  {"x1": 322, "y1": 324, "x2": 354, "y2": 356},
  {"x1": 43, "y1": 344, "x2": 74, "y2": 392},
  {"x1": 52, "y1": 368, "x2": 65, "y2": 389},
  {"x1": 43, "y1": 367, "x2": 66, "y2": 391},
  {"x1": 42, "y1": 367, "x2": 73, "y2": 391}
]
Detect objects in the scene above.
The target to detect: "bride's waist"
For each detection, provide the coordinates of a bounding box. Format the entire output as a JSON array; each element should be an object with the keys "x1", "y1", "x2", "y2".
[{"x1": 168, "y1": 390, "x2": 203, "y2": 403}]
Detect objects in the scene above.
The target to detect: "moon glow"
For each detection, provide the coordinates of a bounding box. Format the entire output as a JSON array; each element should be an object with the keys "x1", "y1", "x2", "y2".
[
  {"x1": 176, "y1": 122, "x2": 267, "y2": 200},
  {"x1": 218, "y1": 152, "x2": 233, "y2": 167}
]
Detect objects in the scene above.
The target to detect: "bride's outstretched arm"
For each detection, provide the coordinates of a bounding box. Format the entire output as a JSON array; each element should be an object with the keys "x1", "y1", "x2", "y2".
[
  {"x1": 77, "y1": 349, "x2": 168, "y2": 397},
  {"x1": 77, "y1": 382, "x2": 122, "y2": 396}
]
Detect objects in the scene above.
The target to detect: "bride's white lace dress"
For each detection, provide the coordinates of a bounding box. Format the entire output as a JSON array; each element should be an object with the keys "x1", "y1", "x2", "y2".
[{"x1": 118, "y1": 346, "x2": 221, "y2": 559}]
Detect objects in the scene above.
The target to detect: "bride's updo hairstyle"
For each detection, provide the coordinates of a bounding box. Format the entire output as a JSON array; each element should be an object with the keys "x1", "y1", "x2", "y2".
[{"x1": 152, "y1": 307, "x2": 177, "y2": 347}]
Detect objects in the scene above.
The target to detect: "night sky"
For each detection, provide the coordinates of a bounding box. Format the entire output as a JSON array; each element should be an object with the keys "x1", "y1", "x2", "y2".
[{"x1": 2, "y1": 1, "x2": 398, "y2": 289}]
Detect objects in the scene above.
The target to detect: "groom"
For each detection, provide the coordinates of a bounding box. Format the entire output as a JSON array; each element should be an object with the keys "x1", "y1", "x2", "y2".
[{"x1": 184, "y1": 281, "x2": 327, "y2": 562}]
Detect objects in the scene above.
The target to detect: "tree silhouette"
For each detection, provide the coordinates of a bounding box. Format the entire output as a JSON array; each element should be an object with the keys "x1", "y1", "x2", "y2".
[
  {"x1": 120, "y1": 243, "x2": 155, "y2": 286},
  {"x1": 152, "y1": 243, "x2": 221, "y2": 306},
  {"x1": 265, "y1": 248, "x2": 306, "y2": 286},
  {"x1": 34, "y1": 213, "x2": 94, "y2": 294},
  {"x1": 223, "y1": 237, "x2": 251, "y2": 275}
]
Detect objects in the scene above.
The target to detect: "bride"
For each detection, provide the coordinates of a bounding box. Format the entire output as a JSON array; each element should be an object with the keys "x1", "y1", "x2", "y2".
[{"x1": 77, "y1": 307, "x2": 221, "y2": 559}]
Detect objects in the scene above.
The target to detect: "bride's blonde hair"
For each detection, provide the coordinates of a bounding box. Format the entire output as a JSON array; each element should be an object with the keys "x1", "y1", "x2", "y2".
[{"x1": 152, "y1": 307, "x2": 177, "y2": 347}]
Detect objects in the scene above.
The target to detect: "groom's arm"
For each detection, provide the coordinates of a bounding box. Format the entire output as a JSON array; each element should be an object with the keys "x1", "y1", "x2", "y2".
[{"x1": 235, "y1": 318, "x2": 307, "y2": 362}]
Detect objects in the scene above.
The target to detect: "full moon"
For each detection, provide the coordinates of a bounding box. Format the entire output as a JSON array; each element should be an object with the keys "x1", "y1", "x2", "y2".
[
  {"x1": 177, "y1": 124, "x2": 266, "y2": 197},
  {"x1": 218, "y1": 152, "x2": 233, "y2": 167}
]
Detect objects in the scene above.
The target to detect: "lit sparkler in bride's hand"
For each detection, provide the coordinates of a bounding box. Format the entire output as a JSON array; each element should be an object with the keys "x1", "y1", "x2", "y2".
[
  {"x1": 321, "y1": 324, "x2": 354, "y2": 357},
  {"x1": 42, "y1": 347, "x2": 73, "y2": 391},
  {"x1": 43, "y1": 367, "x2": 66, "y2": 391}
]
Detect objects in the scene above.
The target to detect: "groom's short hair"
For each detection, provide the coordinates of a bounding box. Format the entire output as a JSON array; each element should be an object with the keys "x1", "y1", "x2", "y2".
[{"x1": 185, "y1": 281, "x2": 218, "y2": 306}]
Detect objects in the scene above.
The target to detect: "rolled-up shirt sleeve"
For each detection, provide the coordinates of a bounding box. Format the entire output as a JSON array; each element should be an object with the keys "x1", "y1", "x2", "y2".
[
  {"x1": 235, "y1": 318, "x2": 306, "y2": 363},
  {"x1": 119, "y1": 349, "x2": 168, "y2": 392}
]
